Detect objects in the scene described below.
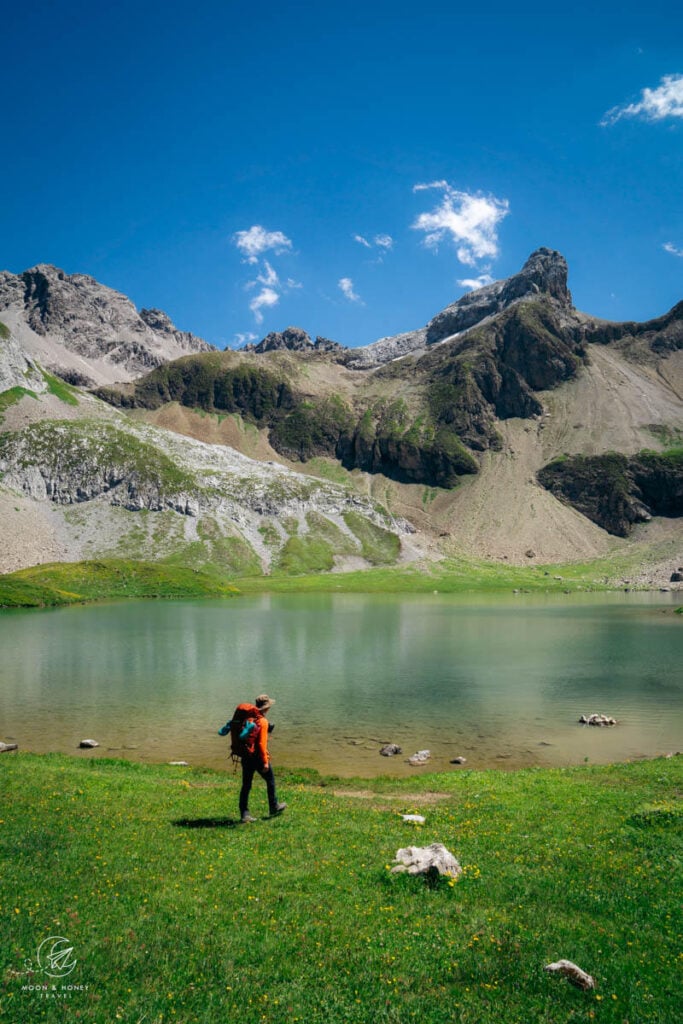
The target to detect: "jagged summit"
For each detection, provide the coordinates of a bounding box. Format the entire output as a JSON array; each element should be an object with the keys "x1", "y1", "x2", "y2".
[
  {"x1": 426, "y1": 247, "x2": 571, "y2": 344},
  {"x1": 345, "y1": 248, "x2": 572, "y2": 368},
  {"x1": 0, "y1": 263, "x2": 214, "y2": 385},
  {"x1": 244, "y1": 326, "x2": 343, "y2": 354}
]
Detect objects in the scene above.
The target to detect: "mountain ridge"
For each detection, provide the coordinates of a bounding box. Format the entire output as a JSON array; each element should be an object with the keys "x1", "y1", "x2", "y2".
[
  {"x1": 1, "y1": 248, "x2": 682, "y2": 583},
  {"x1": 0, "y1": 263, "x2": 214, "y2": 386}
]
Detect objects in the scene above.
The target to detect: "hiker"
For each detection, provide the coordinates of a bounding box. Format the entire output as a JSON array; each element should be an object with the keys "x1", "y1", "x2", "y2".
[{"x1": 238, "y1": 694, "x2": 286, "y2": 823}]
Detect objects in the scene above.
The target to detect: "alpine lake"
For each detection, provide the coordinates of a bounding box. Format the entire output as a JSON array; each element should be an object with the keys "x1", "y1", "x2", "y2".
[{"x1": 1, "y1": 591, "x2": 681, "y2": 777}]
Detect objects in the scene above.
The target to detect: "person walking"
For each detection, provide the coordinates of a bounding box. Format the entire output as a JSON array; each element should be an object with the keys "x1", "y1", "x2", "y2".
[{"x1": 239, "y1": 694, "x2": 286, "y2": 823}]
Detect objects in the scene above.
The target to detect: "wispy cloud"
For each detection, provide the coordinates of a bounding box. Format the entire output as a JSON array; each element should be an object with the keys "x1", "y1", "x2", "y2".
[
  {"x1": 601, "y1": 73, "x2": 683, "y2": 126},
  {"x1": 338, "y1": 277, "x2": 363, "y2": 304},
  {"x1": 249, "y1": 287, "x2": 280, "y2": 324},
  {"x1": 353, "y1": 232, "x2": 395, "y2": 252},
  {"x1": 233, "y1": 224, "x2": 293, "y2": 264},
  {"x1": 663, "y1": 241, "x2": 683, "y2": 257},
  {"x1": 457, "y1": 273, "x2": 494, "y2": 291},
  {"x1": 232, "y1": 331, "x2": 259, "y2": 348},
  {"x1": 412, "y1": 181, "x2": 510, "y2": 266},
  {"x1": 246, "y1": 260, "x2": 279, "y2": 290},
  {"x1": 233, "y1": 227, "x2": 299, "y2": 324}
]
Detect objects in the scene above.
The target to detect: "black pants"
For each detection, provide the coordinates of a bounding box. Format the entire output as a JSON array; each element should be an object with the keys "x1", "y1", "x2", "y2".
[{"x1": 239, "y1": 755, "x2": 278, "y2": 815}]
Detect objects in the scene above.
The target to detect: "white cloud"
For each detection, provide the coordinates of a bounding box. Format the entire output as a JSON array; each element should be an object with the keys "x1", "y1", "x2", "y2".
[
  {"x1": 413, "y1": 179, "x2": 449, "y2": 193},
  {"x1": 235, "y1": 230, "x2": 300, "y2": 323},
  {"x1": 412, "y1": 181, "x2": 510, "y2": 266},
  {"x1": 353, "y1": 232, "x2": 394, "y2": 252},
  {"x1": 233, "y1": 224, "x2": 293, "y2": 263},
  {"x1": 256, "y1": 260, "x2": 279, "y2": 288},
  {"x1": 601, "y1": 73, "x2": 683, "y2": 126},
  {"x1": 457, "y1": 274, "x2": 494, "y2": 291},
  {"x1": 233, "y1": 331, "x2": 259, "y2": 348},
  {"x1": 249, "y1": 287, "x2": 280, "y2": 324},
  {"x1": 663, "y1": 241, "x2": 683, "y2": 257},
  {"x1": 338, "y1": 277, "x2": 363, "y2": 304}
]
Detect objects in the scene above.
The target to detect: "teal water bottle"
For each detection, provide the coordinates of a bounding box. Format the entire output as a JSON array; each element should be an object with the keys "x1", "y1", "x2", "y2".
[{"x1": 240, "y1": 720, "x2": 256, "y2": 741}]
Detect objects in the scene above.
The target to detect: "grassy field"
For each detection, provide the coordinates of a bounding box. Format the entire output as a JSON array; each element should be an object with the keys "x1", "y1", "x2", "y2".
[
  {"x1": 1, "y1": 753, "x2": 681, "y2": 1023},
  {"x1": 0, "y1": 554, "x2": 613, "y2": 609},
  {"x1": 0, "y1": 560, "x2": 237, "y2": 608}
]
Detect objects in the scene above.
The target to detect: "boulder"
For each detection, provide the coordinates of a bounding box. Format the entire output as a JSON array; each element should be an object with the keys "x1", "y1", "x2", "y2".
[
  {"x1": 380, "y1": 744, "x2": 402, "y2": 757},
  {"x1": 408, "y1": 750, "x2": 431, "y2": 766},
  {"x1": 0, "y1": 742, "x2": 18, "y2": 753},
  {"x1": 391, "y1": 843, "x2": 462, "y2": 879},
  {"x1": 449, "y1": 756, "x2": 467, "y2": 764},
  {"x1": 78, "y1": 739, "x2": 100, "y2": 748},
  {"x1": 544, "y1": 959, "x2": 595, "y2": 990},
  {"x1": 579, "y1": 714, "x2": 616, "y2": 727}
]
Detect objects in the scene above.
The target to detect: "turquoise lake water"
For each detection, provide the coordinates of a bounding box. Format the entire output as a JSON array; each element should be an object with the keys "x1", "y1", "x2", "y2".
[{"x1": 0, "y1": 592, "x2": 681, "y2": 776}]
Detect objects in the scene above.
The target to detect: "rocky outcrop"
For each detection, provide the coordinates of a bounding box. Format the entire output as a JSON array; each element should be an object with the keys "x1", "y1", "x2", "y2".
[
  {"x1": 343, "y1": 328, "x2": 428, "y2": 369},
  {"x1": 425, "y1": 247, "x2": 572, "y2": 345},
  {"x1": 0, "y1": 416, "x2": 410, "y2": 573},
  {"x1": 244, "y1": 326, "x2": 344, "y2": 355},
  {"x1": 538, "y1": 450, "x2": 683, "y2": 536},
  {"x1": 0, "y1": 264, "x2": 214, "y2": 384},
  {"x1": 0, "y1": 421, "x2": 202, "y2": 515},
  {"x1": 0, "y1": 320, "x2": 48, "y2": 396},
  {"x1": 584, "y1": 301, "x2": 683, "y2": 356},
  {"x1": 246, "y1": 326, "x2": 314, "y2": 353}
]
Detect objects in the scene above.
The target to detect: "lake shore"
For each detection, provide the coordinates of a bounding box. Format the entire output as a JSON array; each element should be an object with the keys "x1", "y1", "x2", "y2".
[{"x1": 1, "y1": 554, "x2": 682, "y2": 610}]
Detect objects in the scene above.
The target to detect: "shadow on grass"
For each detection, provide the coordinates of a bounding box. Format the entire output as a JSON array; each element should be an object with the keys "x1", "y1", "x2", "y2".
[{"x1": 172, "y1": 816, "x2": 241, "y2": 829}]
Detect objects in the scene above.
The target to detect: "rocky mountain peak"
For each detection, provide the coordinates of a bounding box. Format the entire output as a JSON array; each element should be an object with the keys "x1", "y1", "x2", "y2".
[
  {"x1": 513, "y1": 247, "x2": 570, "y2": 305},
  {"x1": 425, "y1": 247, "x2": 571, "y2": 345},
  {"x1": 247, "y1": 326, "x2": 314, "y2": 353},
  {"x1": 139, "y1": 308, "x2": 176, "y2": 334},
  {"x1": 245, "y1": 327, "x2": 344, "y2": 355},
  {"x1": 0, "y1": 263, "x2": 214, "y2": 385},
  {"x1": 344, "y1": 248, "x2": 573, "y2": 368}
]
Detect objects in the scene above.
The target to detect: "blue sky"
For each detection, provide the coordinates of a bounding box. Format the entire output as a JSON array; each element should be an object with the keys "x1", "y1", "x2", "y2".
[{"x1": 1, "y1": 0, "x2": 681, "y2": 349}]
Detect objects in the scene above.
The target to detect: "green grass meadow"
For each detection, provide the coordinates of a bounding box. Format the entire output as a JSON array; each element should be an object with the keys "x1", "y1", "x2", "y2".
[
  {"x1": 0, "y1": 553, "x2": 615, "y2": 609},
  {"x1": 1, "y1": 753, "x2": 681, "y2": 1023}
]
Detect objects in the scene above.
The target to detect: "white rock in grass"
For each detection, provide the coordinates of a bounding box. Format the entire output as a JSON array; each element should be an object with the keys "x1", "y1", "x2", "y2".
[
  {"x1": 544, "y1": 959, "x2": 595, "y2": 990},
  {"x1": 391, "y1": 843, "x2": 462, "y2": 879}
]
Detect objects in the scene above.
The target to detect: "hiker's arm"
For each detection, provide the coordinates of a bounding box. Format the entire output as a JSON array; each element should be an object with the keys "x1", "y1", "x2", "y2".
[{"x1": 257, "y1": 719, "x2": 269, "y2": 768}]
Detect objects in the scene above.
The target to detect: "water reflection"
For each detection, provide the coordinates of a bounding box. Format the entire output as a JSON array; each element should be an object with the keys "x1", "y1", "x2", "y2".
[{"x1": 0, "y1": 593, "x2": 681, "y2": 776}]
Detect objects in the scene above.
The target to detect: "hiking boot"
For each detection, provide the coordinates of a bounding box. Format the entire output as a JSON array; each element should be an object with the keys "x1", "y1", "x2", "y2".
[
  {"x1": 270, "y1": 802, "x2": 287, "y2": 816},
  {"x1": 241, "y1": 811, "x2": 257, "y2": 823}
]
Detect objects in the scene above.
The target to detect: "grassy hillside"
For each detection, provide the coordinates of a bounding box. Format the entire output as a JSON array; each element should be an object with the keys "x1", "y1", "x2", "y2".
[
  {"x1": 0, "y1": 553, "x2": 616, "y2": 608},
  {"x1": 0, "y1": 559, "x2": 237, "y2": 608},
  {"x1": 1, "y1": 753, "x2": 680, "y2": 1023}
]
